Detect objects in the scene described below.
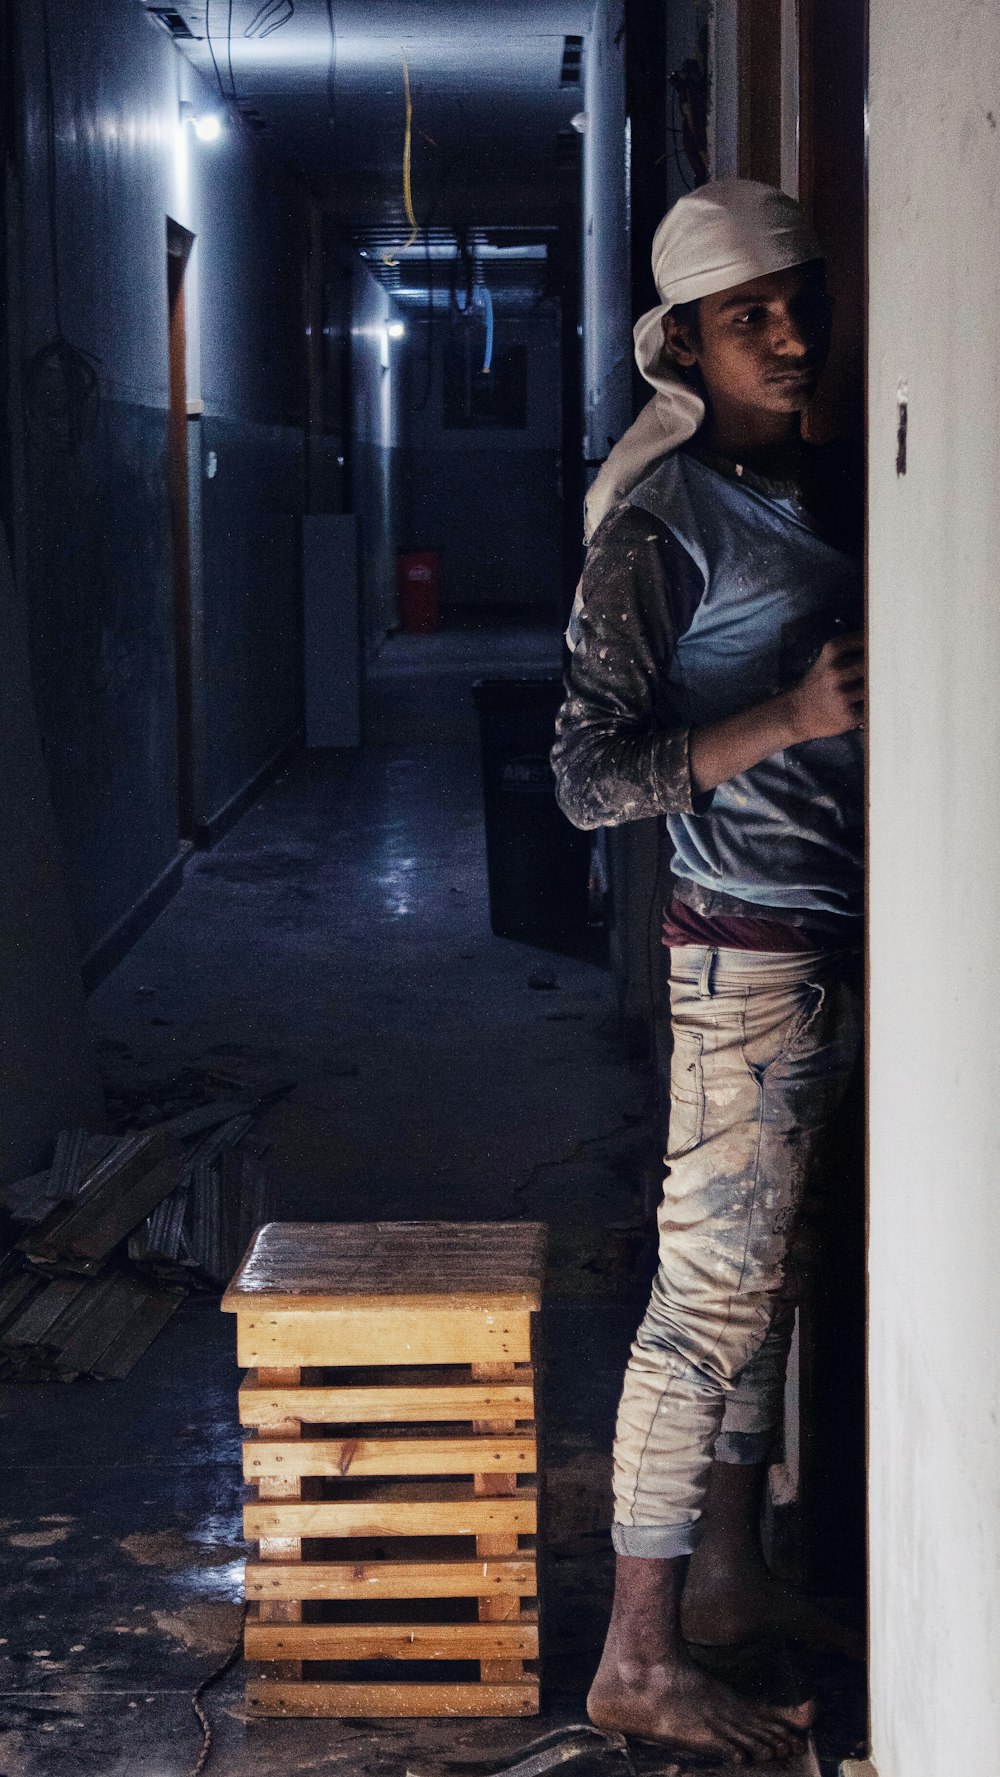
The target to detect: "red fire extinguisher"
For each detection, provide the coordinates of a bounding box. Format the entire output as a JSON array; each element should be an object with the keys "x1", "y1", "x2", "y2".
[{"x1": 396, "y1": 550, "x2": 441, "y2": 634}]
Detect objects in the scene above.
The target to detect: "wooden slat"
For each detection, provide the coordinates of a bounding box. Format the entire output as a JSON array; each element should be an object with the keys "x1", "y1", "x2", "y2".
[
  {"x1": 255, "y1": 1365, "x2": 303, "y2": 1681},
  {"x1": 244, "y1": 1485, "x2": 537, "y2": 1541},
  {"x1": 235, "y1": 1291, "x2": 538, "y2": 1312},
  {"x1": 0, "y1": 1277, "x2": 87, "y2": 1346},
  {"x1": 243, "y1": 1434, "x2": 537, "y2": 1480},
  {"x1": 244, "y1": 1616, "x2": 538, "y2": 1661},
  {"x1": 473, "y1": 1359, "x2": 524, "y2": 1683},
  {"x1": 235, "y1": 1308, "x2": 532, "y2": 1368},
  {"x1": 0, "y1": 1271, "x2": 46, "y2": 1336},
  {"x1": 245, "y1": 1556, "x2": 536, "y2": 1601},
  {"x1": 239, "y1": 1367, "x2": 536, "y2": 1426},
  {"x1": 20, "y1": 1132, "x2": 178, "y2": 1272},
  {"x1": 52, "y1": 1276, "x2": 174, "y2": 1377},
  {"x1": 87, "y1": 1282, "x2": 184, "y2": 1379},
  {"x1": 223, "y1": 1221, "x2": 546, "y2": 1311},
  {"x1": 246, "y1": 1678, "x2": 539, "y2": 1718}
]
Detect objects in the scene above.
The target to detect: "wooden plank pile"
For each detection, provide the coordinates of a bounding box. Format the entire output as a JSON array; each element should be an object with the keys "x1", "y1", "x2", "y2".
[
  {"x1": 223, "y1": 1220, "x2": 547, "y2": 1719},
  {"x1": 0, "y1": 1102, "x2": 274, "y2": 1382}
]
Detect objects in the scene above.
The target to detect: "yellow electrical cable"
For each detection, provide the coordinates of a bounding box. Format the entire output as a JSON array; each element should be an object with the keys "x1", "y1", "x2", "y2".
[{"x1": 383, "y1": 58, "x2": 419, "y2": 266}]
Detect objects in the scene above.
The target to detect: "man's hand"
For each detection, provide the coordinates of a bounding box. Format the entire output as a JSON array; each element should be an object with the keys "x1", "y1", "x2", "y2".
[
  {"x1": 688, "y1": 631, "x2": 866, "y2": 794},
  {"x1": 786, "y1": 632, "x2": 866, "y2": 743}
]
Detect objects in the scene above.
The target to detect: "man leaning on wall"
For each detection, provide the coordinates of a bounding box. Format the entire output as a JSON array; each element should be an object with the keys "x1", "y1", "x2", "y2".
[{"x1": 553, "y1": 179, "x2": 865, "y2": 1766}]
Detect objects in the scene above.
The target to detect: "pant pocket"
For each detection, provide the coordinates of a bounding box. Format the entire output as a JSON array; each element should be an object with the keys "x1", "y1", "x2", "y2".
[
  {"x1": 666, "y1": 1027, "x2": 704, "y2": 1159},
  {"x1": 781, "y1": 980, "x2": 827, "y2": 1057}
]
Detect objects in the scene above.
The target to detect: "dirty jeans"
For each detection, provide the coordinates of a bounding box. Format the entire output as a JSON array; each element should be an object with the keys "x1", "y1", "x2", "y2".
[{"x1": 612, "y1": 944, "x2": 862, "y2": 1557}]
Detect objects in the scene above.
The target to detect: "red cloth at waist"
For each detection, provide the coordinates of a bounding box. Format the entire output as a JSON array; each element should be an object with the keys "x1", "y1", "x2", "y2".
[{"x1": 662, "y1": 892, "x2": 860, "y2": 952}]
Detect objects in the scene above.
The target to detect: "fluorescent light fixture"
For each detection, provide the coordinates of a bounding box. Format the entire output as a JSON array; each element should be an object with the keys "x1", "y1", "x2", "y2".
[
  {"x1": 179, "y1": 98, "x2": 222, "y2": 141},
  {"x1": 386, "y1": 321, "x2": 406, "y2": 340}
]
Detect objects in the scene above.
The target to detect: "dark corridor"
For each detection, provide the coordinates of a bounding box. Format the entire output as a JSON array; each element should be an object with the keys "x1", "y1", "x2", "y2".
[
  {"x1": 0, "y1": 0, "x2": 871, "y2": 1770},
  {"x1": 0, "y1": 626, "x2": 643, "y2": 1774},
  {"x1": 0, "y1": 629, "x2": 866, "y2": 1776}
]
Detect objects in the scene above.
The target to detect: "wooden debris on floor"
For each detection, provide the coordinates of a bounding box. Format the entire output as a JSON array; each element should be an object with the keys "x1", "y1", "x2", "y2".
[
  {"x1": 0, "y1": 1095, "x2": 277, "y2": 1382},
  {"x1": 0, "y1": 1131, "x2": 117, "y2": 1229},
  {"x1": 127, "y1": 1117, "x2": 270, "y2": 1284},
  {"x1": 0, "y1": 1262, "x2": 182, "y2": 1383},
  {"x1": 22, "y1": 1128, "x2": 182, "y2": 1276}
]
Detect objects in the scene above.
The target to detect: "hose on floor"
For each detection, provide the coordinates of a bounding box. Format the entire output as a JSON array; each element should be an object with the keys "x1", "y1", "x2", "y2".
[
  {"x1": 405, "y1": 1723, "x2": 645, "y2": 1777},
  {"x1": 187, "y1": 1602, "x2": 248, "y2": 1777}
]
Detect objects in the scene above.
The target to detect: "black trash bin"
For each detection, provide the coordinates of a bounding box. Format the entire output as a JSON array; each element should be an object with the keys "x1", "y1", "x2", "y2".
[{"x1": 472, "y1": 676, "x2": 591, "y2": 950}]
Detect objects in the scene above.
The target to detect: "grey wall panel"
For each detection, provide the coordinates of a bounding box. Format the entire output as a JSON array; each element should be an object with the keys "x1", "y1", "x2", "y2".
[
  {"x1": 0, "y1": 525, "x2": 102, "y2": 1181},
  {"x1": 13, "y1": 0, "x2": 308, "y2": 959},
  {"x1": 582, "y1": 0, "x2": 633, "y2": 471},
  {"x1": 17, "y1": 0, "x2": 307, "y2": 421},
  {"x1": 25, "y1": 399, "x2": 178, "y2": 960},
  {"x1": 352, "y1": 440, "x2": 401, "y2": 650},
  {"x1": 195, "y1": 131, "x2": 308, "y2": 428},
  {"x1": 198, "y1": 418, "x2": 304, "y2": 820},
  {"x1": 350, "y1": 264, "x2": 403, "y2": 649}
]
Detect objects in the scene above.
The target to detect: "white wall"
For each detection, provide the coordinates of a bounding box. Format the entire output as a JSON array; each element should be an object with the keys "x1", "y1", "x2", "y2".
[
  {"x1": 350, "y1": 262, "x2": 403, "y2": 646},
  {"x1": 867, "y1": 3, "x2": 1000, "y2": 1771},
  {"x1": 17, "y1": 2, "x2": 303, "y2": 424},
  {"x1": 581, "y1": 0, "x2": 632, "y2": 468},
  {"x1": 707, "y1": 0, "x2": 738, "y2": 179},
  {"x1": 13, "y1": 0, "x2": 307, "y2": 959}
]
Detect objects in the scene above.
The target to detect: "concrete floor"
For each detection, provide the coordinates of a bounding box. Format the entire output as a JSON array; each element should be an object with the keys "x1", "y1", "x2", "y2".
[{"x1": 0, "y1": 625, "x2": 866, "y2": 1777}]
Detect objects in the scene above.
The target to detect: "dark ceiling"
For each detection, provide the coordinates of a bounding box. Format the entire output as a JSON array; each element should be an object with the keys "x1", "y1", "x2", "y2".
[{"x1": 141, "y1": 0, "x2": 593, "y2": 303}]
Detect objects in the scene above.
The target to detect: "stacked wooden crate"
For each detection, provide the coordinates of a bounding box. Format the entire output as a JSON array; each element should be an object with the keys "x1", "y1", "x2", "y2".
[{"x1": 223, "y1": 1220, "x2": 546, "y2": 1718}]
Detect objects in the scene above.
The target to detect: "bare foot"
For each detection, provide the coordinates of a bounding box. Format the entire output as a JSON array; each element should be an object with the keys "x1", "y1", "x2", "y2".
[
  {"x1": 682, "y1": 1546, "x2": 864, "y2": 1659},
  {"x1": 588, "y1": 1626, "x2": 815, "y2": 1765}
]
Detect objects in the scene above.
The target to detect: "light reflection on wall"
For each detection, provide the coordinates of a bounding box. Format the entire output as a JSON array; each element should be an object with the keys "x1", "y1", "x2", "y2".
[{"x1": 172, "y1": 97, "x2": 190, "y2": 220}]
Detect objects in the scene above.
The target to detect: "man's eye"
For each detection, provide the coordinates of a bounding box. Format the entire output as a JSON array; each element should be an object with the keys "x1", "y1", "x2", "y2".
[{"x1": 734, "y1": 308, "x2": 765, "y2": 326}]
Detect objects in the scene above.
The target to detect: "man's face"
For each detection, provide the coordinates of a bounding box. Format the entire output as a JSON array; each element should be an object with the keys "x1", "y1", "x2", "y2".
[{"x1": 663, "y1": 261, "x2": 832, "y2": 419}]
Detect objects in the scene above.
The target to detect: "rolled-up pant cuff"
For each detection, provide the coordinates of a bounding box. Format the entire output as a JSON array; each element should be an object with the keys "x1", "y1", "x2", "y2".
[
  {"x1": 612, "y1": 1519, "x2": 702, "y2": 1558},
  {"x1": 713, "y1": 1429, "x2": 774, "y2": 1465}
]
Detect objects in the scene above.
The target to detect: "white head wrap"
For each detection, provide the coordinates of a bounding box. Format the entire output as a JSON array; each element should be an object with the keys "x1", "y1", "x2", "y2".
[{"x1": 583, "y1": 179, "x2": 822, "y2": 541}]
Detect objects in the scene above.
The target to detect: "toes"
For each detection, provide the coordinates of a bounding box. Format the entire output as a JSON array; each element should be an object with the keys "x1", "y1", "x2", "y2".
[
  {"x1": 778, "y1": 1697, "x2": 817, "y2": 1730},
  {"x1": 738, "y1": 1719, "x2": 801, "y2": 1761},
  {"x1": 795, "y1": 1698, "x2": 818, "y2": 1727},
  {"x1": 721, "y1": 1722, "x2": 784, "y2": 1764},
  {"x1": 705, "y1": 1736, "x2": 752, "y2": 1766}
]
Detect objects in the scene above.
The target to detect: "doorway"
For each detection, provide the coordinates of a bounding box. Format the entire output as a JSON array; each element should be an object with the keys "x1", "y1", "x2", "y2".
[{"x1": 167, "y1": 218, "x2": 195, "y2": 841}]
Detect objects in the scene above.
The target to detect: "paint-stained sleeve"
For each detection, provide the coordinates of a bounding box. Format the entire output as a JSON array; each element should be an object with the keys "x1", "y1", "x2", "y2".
[{"x1": 551, "y1": 505, "x2": 697, "y2": 830}]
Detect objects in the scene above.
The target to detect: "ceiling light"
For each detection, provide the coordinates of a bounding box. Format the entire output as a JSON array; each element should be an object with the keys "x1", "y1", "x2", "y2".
[
  {"x1": 386, "y1": 321, "x2": 406, "y2": 340},
  {"x1": 179, "y1": 99, "x2": 222, "y2": 141},
  {"x1": 570, "y1": 111, "x2": 588, "y2": 134}
]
